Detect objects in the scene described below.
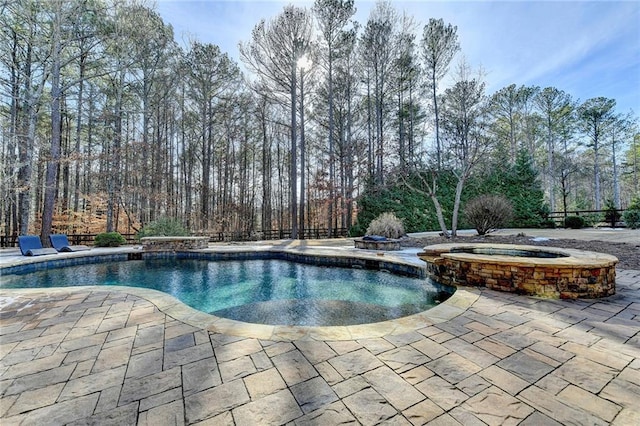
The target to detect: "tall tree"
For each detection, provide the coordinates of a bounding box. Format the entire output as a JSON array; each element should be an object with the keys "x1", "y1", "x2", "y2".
[
  {"x1": 394, "y1": 12, "x2": 421, "y2": 168},
  {"x1": 624, "y1": 131, "x2": 639, "y2": 196},
  {"x1": 128, "y1": 5, "x2": 175, "y2": 224},
  {"x1": 534, "y1": 87, "x2": 574, "y2": 212},
  {"x1": 184, "y1": 41, "x2": 240, "y2": 230},
  {"x1": 240, "y1": 5, "x2": 313, "y2": 238},
  {"x1": 41, "y1": 0, "x2": 106, "y2": 244},
  {"x1": 489, "y1": 84, "x2": 526, "y2": 161},
  {"x1": 1, "y1": 1, "x2": 50, "y2": 236},
  {"x1": 421, "y1": 18, "x2": 460, "y2": 169},
  {"x1": 360, "y1": 1, "x2": 397, "y2": 184},
  {"x1": 578, "y1": 97, "x2": 616, "y2": 210},
  {"x1": 608, "y1": 113, "x2": 635, "y2": 209},
  {"x1": 313, "y1": 0, "x2": 355, "y2": 237}
]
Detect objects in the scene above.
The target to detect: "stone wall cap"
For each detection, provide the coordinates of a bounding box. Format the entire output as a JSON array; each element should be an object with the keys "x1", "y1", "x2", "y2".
[
  {"x1": 418, "y1": 243, "x2": 618, "y2": 268},
  {"x1": 140, "y1": 236, "x2": 209, "y2": 241}
]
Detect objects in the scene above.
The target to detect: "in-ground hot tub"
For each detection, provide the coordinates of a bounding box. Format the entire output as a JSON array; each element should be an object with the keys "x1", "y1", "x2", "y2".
[{"x1": 418, "y1": 243, "x2": 618, "y2": 299}]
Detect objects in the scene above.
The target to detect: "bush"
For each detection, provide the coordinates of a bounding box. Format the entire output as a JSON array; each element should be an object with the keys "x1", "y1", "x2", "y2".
[
  {"x1": 604, "y1": 199, "x2": 621, "y2": 228},
  {"x1": 580, "y1": 212, "x2": 603, "y2": 227},
  {"x1": 137, "y1": 217, "x2": 190, "y2": 239},
  {"x1": 95, "y1": 232, "x2": 127, "y2": 247},
  {"x1": 623, "y1": 209, "x2": 640, "y2": 229},
  {"x1": 366, "y1": 212, "x2": 405, "y2": 239},
  {"x1": 564, "y1": 216, "x2": 585, "y2": 229},
  {"x1": 463, "y1": 195, "x2": 513, "y2": 236},
  {"x1": 622, "y1": 196, "x2": 640, "y2": 229}
]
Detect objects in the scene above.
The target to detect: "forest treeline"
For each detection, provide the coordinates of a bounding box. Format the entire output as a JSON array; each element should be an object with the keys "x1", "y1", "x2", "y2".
[{"x1": 1, "y1": 0, "x2": 638, "y2": 241}]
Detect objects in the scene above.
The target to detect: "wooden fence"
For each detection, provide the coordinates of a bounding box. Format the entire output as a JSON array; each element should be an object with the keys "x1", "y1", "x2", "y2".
[
  {"x1": 1, "y1": 208, "x2": 629, "y2": 248},
  {"x1": 546, "y1": 209, "x2": 626, "y2": 227},
  {"x1": 0, "y1": 228, "x2": 350, "y2": 248}
]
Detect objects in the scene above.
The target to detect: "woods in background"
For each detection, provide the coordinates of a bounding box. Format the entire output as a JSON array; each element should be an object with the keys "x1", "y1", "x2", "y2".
[{"x1": 1, "y1": 0, "x2": 638, "y2": 241}]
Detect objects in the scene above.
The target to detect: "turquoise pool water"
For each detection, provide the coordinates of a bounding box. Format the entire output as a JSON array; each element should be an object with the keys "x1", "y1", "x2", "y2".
[{"x1": 0, "y1": 258, "x2": 454, "y2": 326}]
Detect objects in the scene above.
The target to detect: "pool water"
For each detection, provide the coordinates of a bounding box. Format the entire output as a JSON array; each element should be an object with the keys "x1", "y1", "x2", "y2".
[{"x1": 0, "y1": 258, "x2": 454, "y2": 326}]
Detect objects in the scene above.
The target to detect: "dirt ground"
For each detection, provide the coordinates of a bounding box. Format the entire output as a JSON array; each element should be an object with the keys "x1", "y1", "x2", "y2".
[{"x1": 403, "y1": 233, "x2": 640, "y2": 270}]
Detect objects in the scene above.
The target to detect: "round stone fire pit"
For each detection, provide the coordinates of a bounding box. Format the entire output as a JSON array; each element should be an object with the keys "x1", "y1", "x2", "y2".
[
  {"x1": 354, "y1": 235, "x2": 401, "y2": 251},
  {"x1": 418, "y1": 243, "x2": 618, "y2": 299}
]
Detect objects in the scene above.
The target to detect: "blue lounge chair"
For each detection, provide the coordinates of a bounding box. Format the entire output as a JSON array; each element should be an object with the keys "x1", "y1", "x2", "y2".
[
  {"x1": 50, "y1": 234, "x2": 90, "y2": 252},
  {"x1": 18, "y1": 235, "x2": 58, "y2": 256}
]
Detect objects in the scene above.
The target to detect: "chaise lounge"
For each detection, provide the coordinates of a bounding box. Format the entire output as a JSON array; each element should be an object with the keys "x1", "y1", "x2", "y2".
[
  {"x1": 18, "y1": 235, "x2": 58, "y2": 256},
  {"x1": 50, "y1": 234, "x2": 91, "y2": 252}
]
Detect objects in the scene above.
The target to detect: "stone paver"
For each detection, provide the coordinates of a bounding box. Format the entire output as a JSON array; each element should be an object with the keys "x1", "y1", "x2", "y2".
[{"x1": 0, "y1": 238, "x2": 639, "y2": 425}]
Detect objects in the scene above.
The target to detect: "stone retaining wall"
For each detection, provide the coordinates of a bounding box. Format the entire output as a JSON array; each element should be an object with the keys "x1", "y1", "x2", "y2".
[
  {"x1": 418, "y1": 243, "x2": 618, "y2": 299},
  {"x1": 141, "y1": 236, "x2": 209, "y2": 251},
  {"x1": 354, "y1": 239, "x2": 401, "y2": 251}
]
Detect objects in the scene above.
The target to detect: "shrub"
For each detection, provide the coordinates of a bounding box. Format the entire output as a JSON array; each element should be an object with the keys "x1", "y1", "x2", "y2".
[
  {"x1": 366, "y1": 212, "x2": 405, "y2": 239},
  {"x1": 580, "y1": 212, "x2": 602, "y2": 227},
  {"x1": 604, "y1": 199, "x2": 621, "y2": 228},
  {"x1": 470, "y1": 151, "x2": 548, "y2": 228},
  {"x1": 352, "y1": 170, "x2": 466, "y2": 235},
  {"x1": 622, "y1": 196, "x2": 640, "y2": 229},
  {"x1": 564, "y1": 216, "x2": 585, "y2": 229},
  {"x1": 95, "y1": 232, "x2": 127, "y2": 247},
  {"x1": 137, "y1": 217, "x2": 190, "y2": 239},
  {"x1": 623, "y1": 209, "x2": 640, "y2": 229},
  {"x1": 463, "y1": 194, "x2": 513, "y2": 236}
]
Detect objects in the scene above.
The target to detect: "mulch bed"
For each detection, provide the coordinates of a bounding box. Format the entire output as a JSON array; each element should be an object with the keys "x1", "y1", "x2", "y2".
[{"x1": 402, "y1": 233, "x2": 640, "y2": 270}]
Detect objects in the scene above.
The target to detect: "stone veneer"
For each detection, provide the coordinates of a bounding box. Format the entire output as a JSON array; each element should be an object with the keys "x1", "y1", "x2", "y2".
[
  {"x1": 418, "y1": 243, "x2": 618, "y2": 299},
  {"x1": 354, "y1": 239, "x2": 401, "y2": 250},
  {"x1": 141, "y1": 236, "x2": 210, "y2": 251}
]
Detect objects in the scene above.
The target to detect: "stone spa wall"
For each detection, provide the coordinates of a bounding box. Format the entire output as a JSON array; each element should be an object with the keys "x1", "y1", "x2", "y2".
[{"x1": 418, "y1": 243, "x2": 618, "y2": 299}]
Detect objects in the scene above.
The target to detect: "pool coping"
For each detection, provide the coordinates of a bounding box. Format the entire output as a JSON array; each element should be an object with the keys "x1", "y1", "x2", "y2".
[{"x1": 0, "y1": 245, "x2": 479, "y2": 341}]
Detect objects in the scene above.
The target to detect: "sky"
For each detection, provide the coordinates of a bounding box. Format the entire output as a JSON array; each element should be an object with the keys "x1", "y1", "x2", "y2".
[{"x1": 155, "y1": 0, "x2": 640, "y2": 114}]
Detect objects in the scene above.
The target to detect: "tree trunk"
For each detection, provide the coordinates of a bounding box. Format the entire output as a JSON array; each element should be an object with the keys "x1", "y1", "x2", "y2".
[
  {"x1": 450, "y1": 174, "x2": 467, "y2": 238},
  {"x1": 290, "y1": 60, "x2": 298, "y2": 239},
  {"x1": 41, "y1": 19, "x2": 63, "y2": 245},
  {"x1": 299, "y1": 69, "x2": 306, "y2": 239}
]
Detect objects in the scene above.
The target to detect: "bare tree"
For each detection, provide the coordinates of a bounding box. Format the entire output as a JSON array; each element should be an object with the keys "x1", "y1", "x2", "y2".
[
  {"x1": 439, "y1": 62, "x2": 490, "y2": 235},
  {"x1": 313, "y1": 0, "x2": 355, "y2": 237},
  {"x1": 406, "y1": 61, "x2": 489, "y2": 238},
  {"x1": 240, "y1": 5, "x2": 313, "y2": 238},
  {"x1": 1, "y1": 1, "x2": 50, "y2": 236},
  {"x1": 40, "y1": 0, "x2": 108, "y2": 243}
]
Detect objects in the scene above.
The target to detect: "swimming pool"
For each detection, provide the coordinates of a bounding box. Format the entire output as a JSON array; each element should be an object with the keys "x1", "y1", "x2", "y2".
[{"x1": 0, "y1": 257, "x2": 453, "y2": 326}]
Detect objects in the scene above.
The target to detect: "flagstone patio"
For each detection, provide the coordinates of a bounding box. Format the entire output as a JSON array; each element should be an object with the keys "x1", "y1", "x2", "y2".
[{"x1": 0, "y1": 234, "x2": 638, "y2": 425}]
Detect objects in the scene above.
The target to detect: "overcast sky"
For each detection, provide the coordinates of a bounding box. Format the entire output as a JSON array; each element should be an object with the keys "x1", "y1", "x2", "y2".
[{"x1": 155, "y1": 0, "x2": 639, "y2": 114}]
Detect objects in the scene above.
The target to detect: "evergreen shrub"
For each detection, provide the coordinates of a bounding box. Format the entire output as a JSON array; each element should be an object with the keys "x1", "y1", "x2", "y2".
[
  {"x1": 137, "y1": 217, "x2": 190, "y2": 239},
  {"x1": 471, "y1": 151, "x2": 549, "y2": 228},
  {"x1": 464, "y1": 194, "x2": 513, "y2": 235},
  {"x1": 604, "y1": 199, "x2": 621, "y2": 228},
  {"x1": 366, "y1": 212, "x2": 405, "y2": 239},
  {"x1": 351, "y1": 172, "x2": 459, "y2": 236},
  {"x1": 564, "y1": 216, "x2": 585, "y2": 229},
  {"x1": 95, "y1": 232, "x2": 127, "y2": 247},
  {"x1": 622, "y1": 196, "x2": 640, "y2": 229}
]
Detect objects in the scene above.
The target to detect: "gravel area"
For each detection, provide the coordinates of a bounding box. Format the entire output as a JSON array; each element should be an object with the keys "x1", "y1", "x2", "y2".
[{"x1": 403, "y1": 232, "x2": 640, "y2": 270}]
